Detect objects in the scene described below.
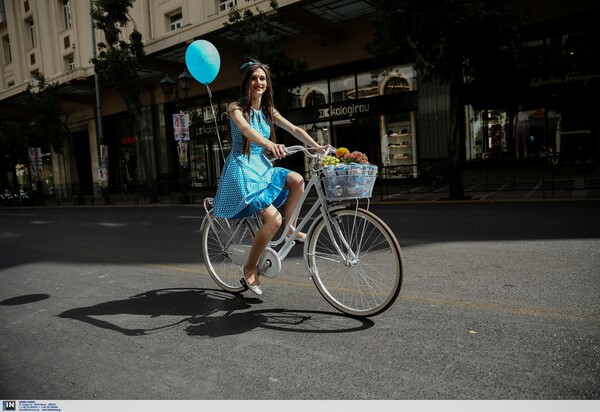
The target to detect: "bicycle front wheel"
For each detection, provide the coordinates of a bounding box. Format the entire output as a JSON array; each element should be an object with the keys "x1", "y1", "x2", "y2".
[
  {"x1": 201, "y1": 214, "x2": 255, "y2": 293},
  {"x1": 306, "y1": 208, "x2": 403, "y2": 317}
]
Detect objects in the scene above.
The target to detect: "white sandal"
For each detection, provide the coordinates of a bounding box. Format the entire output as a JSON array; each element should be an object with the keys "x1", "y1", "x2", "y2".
[{"x1": 240, "y1": 265, "x2": 262, "y2": 295}]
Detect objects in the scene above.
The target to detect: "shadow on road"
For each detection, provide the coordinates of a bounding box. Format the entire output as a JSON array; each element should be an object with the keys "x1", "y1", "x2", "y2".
[
  {"x1": 0, "y1": 294, "x2": 50, "y2": 305},
  {"x1": 57, "y1": 288, "x2": 374, "y2": 337},
  {"x1": 2, "y1": 203, "x2": 600, "y2": 270}
]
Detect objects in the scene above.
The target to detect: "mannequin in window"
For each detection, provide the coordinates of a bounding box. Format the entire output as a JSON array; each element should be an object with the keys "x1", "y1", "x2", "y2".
[{"x1": 513, "y1": 105, "x2": 530, "y2": 158}]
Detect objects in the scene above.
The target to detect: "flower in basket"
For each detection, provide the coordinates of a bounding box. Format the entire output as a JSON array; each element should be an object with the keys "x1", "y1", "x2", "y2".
[
  {"x1": 339, "y1": 150, "x2": 369, "y2": 165},
  {"x1": 321, "y1": 155, "x2": 340, "y2": 167},
  {"x1": 335, "y1": 147, "x2": 350, "y2": 158}
]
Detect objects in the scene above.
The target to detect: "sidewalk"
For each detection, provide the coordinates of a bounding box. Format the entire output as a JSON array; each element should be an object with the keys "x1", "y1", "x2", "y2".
[
  {"x1": 6, "y1": 160, "x2": 600, "y2": 207},
  {"x1": 373, "y1": 160, "x2": 600, "y2": 203},
  {"x1": 370, "y1": 183, "x2": 600, "y2": 204},
  {"x1": 28, "y1": 180, "x2": 600, "y2": 208}
]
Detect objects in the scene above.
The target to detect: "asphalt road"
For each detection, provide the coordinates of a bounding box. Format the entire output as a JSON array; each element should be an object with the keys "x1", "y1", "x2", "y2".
[{"x1": 1, "y1": 201, "x2": 599, "y2": 400}]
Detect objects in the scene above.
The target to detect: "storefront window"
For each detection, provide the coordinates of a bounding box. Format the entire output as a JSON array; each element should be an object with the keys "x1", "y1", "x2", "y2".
[
  {"x1": 289, "y1": 65, "x2": 416, "y2": 110},
  {"x1": 355, "y1": 66, "x2": 416, "y2": 98},
  {"x1": 465, "y1": 106, "x2": 559, "y2": 160},
  {"x1": 382, "y1": 111, "x2": 417, "y2": 177},
  {"x1": 381, "y1": 65, "x2": 416, "y2": 92},
  {"x1": 330, "y1": 75, "x2": 355, "y2": 102},
  {"x1": 306, "y1": 122, "x2": 330, "y2": 146},
  {"x1": 289, "y1": 122, "x2": 331, "y2": 179},
  {"x1": 287, "y1": 80, "x2": 329, "y2": 109},
  {"x1": 284, "y1": 64, "x2": 418, "y2": 174},
  {"x1": 187, "y1": 99, "x2": 231, "y2": 187},
  {"x1": 355, "y1": 71, "x2": 379, "y2": 99},
  {"x1": 384, "y1": 76, "x2": 410, "y2": 94},
  {"x1": 466, "y1": 107, "x2": 509, "y2": 160}
]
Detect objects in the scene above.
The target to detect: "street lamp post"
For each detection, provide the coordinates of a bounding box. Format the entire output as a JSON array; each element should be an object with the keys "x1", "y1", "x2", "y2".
[
  {"x1": 90, "y1": 0, "x2": 109, "y2": 205},
  {"x1": 160, "y1": 69, "x2": 193, "y2": 204}
]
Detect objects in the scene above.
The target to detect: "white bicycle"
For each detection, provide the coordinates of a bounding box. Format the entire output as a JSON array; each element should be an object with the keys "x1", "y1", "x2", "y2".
[{"x1": 200, "y1": 146, "x2": 403, "y2": 317}]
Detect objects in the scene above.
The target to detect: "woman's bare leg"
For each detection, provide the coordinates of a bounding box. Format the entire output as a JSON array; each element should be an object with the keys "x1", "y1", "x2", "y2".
[
  {"x1": 284, "y1": 171, "x2": 305, "y2": 237},
  {"x1": 244, "y1": 205, "x2": 281, "y2": 286}
]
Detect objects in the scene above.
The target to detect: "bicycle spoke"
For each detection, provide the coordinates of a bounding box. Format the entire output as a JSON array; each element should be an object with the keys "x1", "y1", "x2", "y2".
[
  {"x1": 202, "y1": 216, "x2": 254, "y2": 293},
  {"x1": 307, "y1": 209, "x2": 403, "y2": 317}
]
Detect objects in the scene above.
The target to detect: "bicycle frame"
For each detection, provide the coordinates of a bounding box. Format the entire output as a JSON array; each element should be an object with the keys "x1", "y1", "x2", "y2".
[
  {"x1": 203, "y1": 145, "x2": 364, "y2": 277},
  {"x1": 201, "y1": 146, "x2": 403, "y2": 316}
]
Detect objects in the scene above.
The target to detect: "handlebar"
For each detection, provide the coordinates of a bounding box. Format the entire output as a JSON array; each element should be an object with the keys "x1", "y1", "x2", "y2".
[{"x1": 266, "y1": 145, "x2": 335, "y2": 163}]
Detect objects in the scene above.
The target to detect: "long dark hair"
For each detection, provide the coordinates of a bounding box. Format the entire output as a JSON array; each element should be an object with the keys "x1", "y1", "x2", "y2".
[{"x1": 237, "y1": 60, "x2": 277, "y2": 156}]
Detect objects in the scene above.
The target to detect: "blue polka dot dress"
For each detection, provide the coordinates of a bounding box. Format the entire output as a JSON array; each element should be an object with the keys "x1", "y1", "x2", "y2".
[{"x1": 213, "y1": 108, "x2": 291, "y2": 219}]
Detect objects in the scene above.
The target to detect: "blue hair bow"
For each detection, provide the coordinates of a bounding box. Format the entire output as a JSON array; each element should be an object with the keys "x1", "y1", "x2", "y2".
[{"x1": 239, "y1": 61, "x2": 258, "y2": 72}]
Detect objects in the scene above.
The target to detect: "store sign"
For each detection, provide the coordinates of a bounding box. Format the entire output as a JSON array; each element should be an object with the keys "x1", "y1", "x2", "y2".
[
  {"x1": 285, "y1": 92, "x2": 417, "y2": 125},
  {"x1": 318, "y1": 102, "x2": 371, "y2": 119},
  {"x1": 529, "y1": 72, "x2": 600, "y2": 87},
  {"x1": 193, "y1": 122, "x2": 228, "y2": 137},
  {"x1": 121, "y1": 136, "x2": 137, "y2": 145}
]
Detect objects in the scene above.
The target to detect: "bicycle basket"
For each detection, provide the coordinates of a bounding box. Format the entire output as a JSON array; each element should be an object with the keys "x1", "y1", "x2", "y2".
[{"x1": 321, "y1": 163, "x2": 378, "y2": 201}]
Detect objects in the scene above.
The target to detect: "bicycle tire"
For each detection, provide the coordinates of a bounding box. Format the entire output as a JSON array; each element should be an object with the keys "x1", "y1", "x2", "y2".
[
  {"x1": 201, "y1": 213, "x2": 255, "y2": 293},
  {"x1": 306, "y1": 208, "x2": 403, "y2": 317}
]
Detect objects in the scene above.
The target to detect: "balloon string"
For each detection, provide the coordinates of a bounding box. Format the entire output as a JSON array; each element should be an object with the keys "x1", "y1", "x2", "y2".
[{"x1": 207, "y1": 85, "x2": 226, "y2": 163}]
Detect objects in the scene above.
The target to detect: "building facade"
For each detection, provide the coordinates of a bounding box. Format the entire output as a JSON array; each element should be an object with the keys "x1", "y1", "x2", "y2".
[{"x1": 1, "y1": 0, "x2": 598, "y2": 201}]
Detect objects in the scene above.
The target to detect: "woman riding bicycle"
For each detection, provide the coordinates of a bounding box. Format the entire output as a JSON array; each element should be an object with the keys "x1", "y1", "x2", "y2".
[{"x1": 212, "y1": 59, "x2": 329, "y2": 295}]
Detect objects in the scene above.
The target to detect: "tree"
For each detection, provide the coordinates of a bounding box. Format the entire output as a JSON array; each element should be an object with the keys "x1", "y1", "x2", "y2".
[
  {"x1": 224, "y1": 0, "x2": 308, "y2": 94},
  {"x1": 0, "y1": 120, "x2": 27, "y2": 159},
  {"x1": 366, "y1": 0, "x2": 530, "y2": 199},
  {"x1": 91, "y1": 0, "x2": 158, "y2": 201},
  {"x1": 0, "y1": 119, "x2": 28, "y2": 188},
  {"x1": 23, "y1": 75, "x2": 70, "y2": 154}
]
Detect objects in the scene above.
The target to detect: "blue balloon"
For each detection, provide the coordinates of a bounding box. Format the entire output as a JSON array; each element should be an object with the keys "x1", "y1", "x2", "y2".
[{"x1": 185, "y1": 40, "x2": 221, "y2": 85}]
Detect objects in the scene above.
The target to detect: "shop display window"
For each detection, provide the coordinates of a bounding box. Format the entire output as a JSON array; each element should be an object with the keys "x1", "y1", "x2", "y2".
[
  {"x1": 306, "y1": 122, "x2": 330, "y2": 146},
  {"x1": 287, "y1": 65, "x2": 415, "y2": 109},
  {"x1": 382, "y1": 111, "x2": 417, "y2": 178},
  {"x1": 354, "y1": 71, "x2": 379, "y2": 99},
  {"x1": 287, "y1": 79, "x2": 329, "y2": 109},
  {"x1": 187, "y1": 100, "x2": 232, "y2": 187},
  {"x1": 286, "y1": 64, "x2": 417, "y2": 177},
  {"x1": 330, "y1": 75, "x2": 355, "y2": 102},
  {"x1": 466, "y1": 106, "x2": 565, "y2": 160},
  {"x1": 466, "y1": 107, "x2": 510, "y2": 160}
]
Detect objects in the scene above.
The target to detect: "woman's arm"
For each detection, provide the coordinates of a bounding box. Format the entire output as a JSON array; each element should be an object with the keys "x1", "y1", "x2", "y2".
[
  {"x1": 228, "y1": 103, "x2": 285, "y2": 158},
  {"x1": 273, "y1": 110, "x2": 321, "y2": 148}
]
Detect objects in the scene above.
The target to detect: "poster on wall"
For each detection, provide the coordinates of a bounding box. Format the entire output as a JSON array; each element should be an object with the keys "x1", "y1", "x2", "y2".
[
  {"x1": 28, "y1": 147, "x2": 41, "y2": 183},
  {"x1": 35, "y1": 147, "x2": 43, "y2": 179},
  {"x1": 173, "y1": 112, "x2": 190, "y2": 141},
  {"x1": 98, "y1": 145, "x2": 109, "y2": 188},
  {"x1": 177, "y1": 141, "x2": 189, "y2": 167}
]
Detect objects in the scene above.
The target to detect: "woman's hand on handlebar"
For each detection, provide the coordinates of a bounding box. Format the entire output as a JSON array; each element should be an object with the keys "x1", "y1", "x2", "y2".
[
  {"x1": 315, "y1": 144, "x2": 335, "y2": 155},
  {"x1": 265, "y1": 144, "x2": 335, "y2": 161},
  {"x1": 265, "y1": 143, "x2": 287, "y2": 159}
]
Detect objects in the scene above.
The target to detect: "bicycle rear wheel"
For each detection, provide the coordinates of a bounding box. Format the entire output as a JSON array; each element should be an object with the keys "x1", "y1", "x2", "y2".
[
  {"x1": 201, "y1": 214, "x2": 255, "y2": 293},
  {"x1": 306, "y1": 208, "x2": 403, "y2": 317}
]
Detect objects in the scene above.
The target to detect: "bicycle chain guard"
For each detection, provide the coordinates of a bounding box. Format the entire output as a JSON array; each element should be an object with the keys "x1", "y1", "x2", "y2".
[
  {"x1": 227, "y1": 245, "x2": 281, "y2": 278},
  {"x1": 258, "y1": 247, "x2": 281, "y2": 278}
]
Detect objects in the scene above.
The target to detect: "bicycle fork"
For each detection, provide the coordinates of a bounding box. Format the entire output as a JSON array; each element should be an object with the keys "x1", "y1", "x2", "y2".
[{"x1": 321, "y1": 205, "x2": 364, "y2": 267}]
